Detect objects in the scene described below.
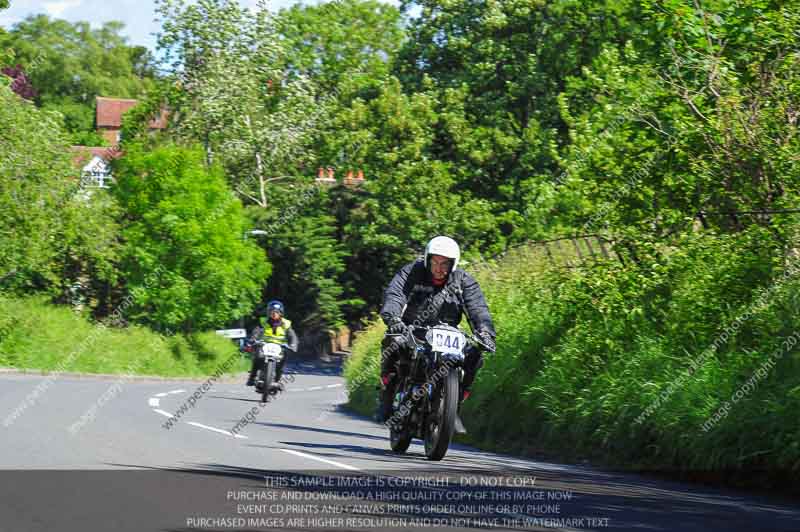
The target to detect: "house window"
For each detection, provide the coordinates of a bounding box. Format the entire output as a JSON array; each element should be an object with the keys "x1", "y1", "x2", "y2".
[
  {"x1": 80, "y1": 169, "x2": 113, "y2": 188},
  {"x1": 80, "y1": 156, "x2": 114, "y2": 189}
]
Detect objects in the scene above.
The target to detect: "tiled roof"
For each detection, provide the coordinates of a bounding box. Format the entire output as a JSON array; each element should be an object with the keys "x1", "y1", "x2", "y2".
[
  {"x1": 95, "y1": 97, "x2": 138, "y2": 128},
  {"x1": 95, "y1": 96, "x2": 168, "y2": 129},
  {"x1": 70, "y1": 146, "x2": 123, "y2": 168}
]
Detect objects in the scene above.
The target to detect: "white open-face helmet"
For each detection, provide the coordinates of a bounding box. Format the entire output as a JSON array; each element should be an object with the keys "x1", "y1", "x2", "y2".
[{"x1": 424, "y1": 236, "x2": 460, "y2": 273}]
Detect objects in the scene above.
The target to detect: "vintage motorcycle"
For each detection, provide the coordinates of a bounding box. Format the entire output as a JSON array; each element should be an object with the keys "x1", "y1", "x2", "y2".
[
  {"x1": 385, "y1": 323, "x2": 494, "y2": 461},
  {"x1": 243, "y1": 340, "x2": 287, "y2": 404}
]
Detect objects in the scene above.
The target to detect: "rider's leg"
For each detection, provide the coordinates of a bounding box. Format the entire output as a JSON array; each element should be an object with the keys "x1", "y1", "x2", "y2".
[
  {"x1": 246, "y1": 355, "x2": 260, "y2": 386},
  {"x1": 460, "y1": 346, "x2": 484, "y2": 402},
  {"x1": 276, "y1": 352, "x2": 287, "y2": 381},
  {"x1": 378, "y1": 335, "x2": 405, "y2": 422}
]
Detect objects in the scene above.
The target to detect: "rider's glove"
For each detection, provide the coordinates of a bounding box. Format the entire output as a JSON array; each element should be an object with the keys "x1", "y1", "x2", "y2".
[
  {"x1": 249, "y1": 326, "x2": 264, "y2": 341},
  {"x1": 385, "y1": 316, "x2": 408, "y2": 336},
  {"x1": 476, "y1": 329, "x2": 496, "y2": 353}
]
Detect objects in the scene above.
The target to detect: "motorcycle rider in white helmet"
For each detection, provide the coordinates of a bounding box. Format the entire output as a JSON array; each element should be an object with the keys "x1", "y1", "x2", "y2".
[{"x1": 376, "y1": 236, "x2": 497, "y2": 423}]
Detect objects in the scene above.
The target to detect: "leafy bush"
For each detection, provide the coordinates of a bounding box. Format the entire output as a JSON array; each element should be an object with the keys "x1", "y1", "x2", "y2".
[{"x1": 342, "y1": 319, "x2": 385, "y2": 415}]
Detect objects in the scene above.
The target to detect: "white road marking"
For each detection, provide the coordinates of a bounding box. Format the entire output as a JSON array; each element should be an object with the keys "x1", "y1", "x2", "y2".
[
  {"x1": 307, "y1": 386, "x2": 324, "y2": 391},
  {"x1": 155, "y1": 389, "x2": 185, "y2": 397},
  {"x1": 280, "y1": 449, "x2": 360, "y2": 471},
  {"x1": 153, "y1": 409, "x2": 175, "y2": 419},
  {"x1": 326, "y1": 384, "x2": 343, "y2": 388},
  {"x1": 188, "y1": 421, "x2": 247, "y2": 439},
  {"x1": 148, "y1": 397, "x2": 160, "y2": 407}
]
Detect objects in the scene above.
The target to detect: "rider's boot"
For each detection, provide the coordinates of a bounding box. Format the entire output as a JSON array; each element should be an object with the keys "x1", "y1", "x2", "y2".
[
  {"x1": 454, "y1": 386, "x2": 470, "y2": 434},
  {"x1": 246, "y1": 363, "x2": 257, "y2": 386},
  {"x1": 375, "y1": 373, "x2": 395, "y2": 423}
]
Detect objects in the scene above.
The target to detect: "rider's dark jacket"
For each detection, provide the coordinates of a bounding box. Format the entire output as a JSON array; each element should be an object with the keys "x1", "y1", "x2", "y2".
[{"x1": 379, "y1": 259, "x2": 496, "y2": 340}]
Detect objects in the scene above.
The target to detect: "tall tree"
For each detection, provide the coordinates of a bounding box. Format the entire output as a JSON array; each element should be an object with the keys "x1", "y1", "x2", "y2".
[
  {"x1": 316, "y1": 77, "x2": 506, "y2": 310},
  {"x1": 155, "y1": 0, "x2": 322, "y2": 208},
  {"x1": 0, "y1": 84, "x2": 119, "y2": 300},
  {"x1": 555, "y1": 1, "x2": 800, "y2": 242},
  {"x1": 396, "y1": 0, "x2": 644, "y2": 226},
  {"x1": 112, "y1": 143, "x2": 270, "y2": 332},
  {"x1": 248, "y1": 190, "x2": 360, "y2": 331},
  {"x1": 277, "y1": 0, "x2": 404, "y2": 90},
  {"x1": 0, "y1": 15, "x2": 156, "y2": 142}
]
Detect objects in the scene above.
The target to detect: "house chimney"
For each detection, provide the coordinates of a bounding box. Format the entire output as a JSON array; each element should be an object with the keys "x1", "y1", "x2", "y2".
[
  {"x1": 316, "y1": 166, "x2": 336, "y2": 185},
  {"x1": 343, "y1": 169, "x2": 366, "y2": 188}
]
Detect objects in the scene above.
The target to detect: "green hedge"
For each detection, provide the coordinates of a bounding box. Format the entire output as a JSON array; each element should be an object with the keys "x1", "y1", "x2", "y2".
[
  {"x1": 345, "y1": 227, "x2": 800, "y2": 484},
  {"x1": 0, "y1": 296, "x2": 248, "y2": 377}
]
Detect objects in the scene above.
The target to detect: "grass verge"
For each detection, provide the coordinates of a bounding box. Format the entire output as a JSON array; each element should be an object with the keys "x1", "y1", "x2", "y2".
[{"x1": 0, "y1": 295, "x2": 248, "y2": 377}]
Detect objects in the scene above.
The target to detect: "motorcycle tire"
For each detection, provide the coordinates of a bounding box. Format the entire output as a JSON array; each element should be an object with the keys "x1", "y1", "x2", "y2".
[
  {"x1": 389, "y1": 418, "x2": 413, "y2": 454},
  {"x1": 262, "y1": 359, "x2": 275, "y2": 404},
  {"x1": 424, "y1": 369, "x2": 459, "y2": 461}
]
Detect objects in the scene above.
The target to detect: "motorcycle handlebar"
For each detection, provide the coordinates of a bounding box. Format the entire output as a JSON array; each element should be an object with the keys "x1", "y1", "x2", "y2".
[
  {"x1": 386, "y1": 324, "x2": 495, "y2": 353},
  {"x1": 244, "y1": 340, "x2": 296, "y2": 352}
]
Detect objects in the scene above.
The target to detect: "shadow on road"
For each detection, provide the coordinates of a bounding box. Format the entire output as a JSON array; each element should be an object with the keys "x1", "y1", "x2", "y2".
[
  {"x1": 283, "y1": 357, "x2": 344, "y2": 377},
  {"x1": 206, "y1": 394, "x2": 263, "y2": 404},
  {"x1": 251, "y1": 421, "x2": 386, "y2": 442}
]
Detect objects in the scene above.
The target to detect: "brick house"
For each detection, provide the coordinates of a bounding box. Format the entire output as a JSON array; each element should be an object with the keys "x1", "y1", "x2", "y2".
[
  {"x1": 95, "y1": 96, "x2": 167, "y2": 145},
  {"x1": 70, "y1": 97, "x2": 167, "y2": 188}
]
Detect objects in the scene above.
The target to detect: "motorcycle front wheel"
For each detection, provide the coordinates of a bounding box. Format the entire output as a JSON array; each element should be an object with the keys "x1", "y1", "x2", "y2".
[
  {"x1": 262, "y1": 359, "x2": 275, "y2": 404},
  {"x1": 424, "y1": 369, "x2": 459, "y2": 461},
  {"x1": 389, "y1": 416, "x2": 413, "y2": 454}
]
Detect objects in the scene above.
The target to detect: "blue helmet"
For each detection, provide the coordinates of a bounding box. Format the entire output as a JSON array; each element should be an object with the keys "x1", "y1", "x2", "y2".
[{"x1": 266, "y1": 300, "x2": 285, "y2": 316}]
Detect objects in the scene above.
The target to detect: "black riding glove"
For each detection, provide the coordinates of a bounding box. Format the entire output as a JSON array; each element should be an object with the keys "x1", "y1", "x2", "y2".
[
  {"x1": 476, "y1": 329, "x2": 496, "y2": 353},
  {"x1": 385, "y1": 316, "x2": 408, "y2": 336}
]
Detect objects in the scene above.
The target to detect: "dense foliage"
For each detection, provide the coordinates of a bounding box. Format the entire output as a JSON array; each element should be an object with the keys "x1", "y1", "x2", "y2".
[
  {"x1": 112, "y1": 144, "x2": 270, "y2": 332},
  {"x1": 0, "y1": 14, "x2": 156, "y2": 144},
  {"x1": 0, "y1": 84, "x2": 119, "y2": 300},
  {"x1": 2, "y1": 0, "x2": 800, "y2": 481}
]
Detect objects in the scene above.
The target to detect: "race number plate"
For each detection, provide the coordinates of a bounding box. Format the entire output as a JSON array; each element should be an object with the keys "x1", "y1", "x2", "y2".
[
  {"x1": 263, "y1": 343, "x2": 283, "y2": 357},
  {"x1": 428, "y1": 328, "x2": 466, "y2": 356}
]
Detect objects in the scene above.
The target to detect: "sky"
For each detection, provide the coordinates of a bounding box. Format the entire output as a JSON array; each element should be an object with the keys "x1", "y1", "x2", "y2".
[{"x1": 0, "y1": 0, "x2": 401, "y2": 52}]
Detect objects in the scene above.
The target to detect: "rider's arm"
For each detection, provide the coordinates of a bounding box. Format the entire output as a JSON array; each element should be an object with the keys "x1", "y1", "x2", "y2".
[
  {"x1": 250, "y1": 326, "x2": 264, "y2": 340},
  {"x1": 461, "y1": 272, "x2": 496, "y2": 341},
  {"x1": 379, "y1": 260, "x2": 419, "y2": 325},
  {"x1": 285, "y1": 327, "x2": 299, "y2": 352}
]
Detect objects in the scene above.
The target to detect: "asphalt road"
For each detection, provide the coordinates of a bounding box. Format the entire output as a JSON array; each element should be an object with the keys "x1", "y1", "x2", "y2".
[{"x1": 1, "y1": 358, "x2": 798, "y2": 532}]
